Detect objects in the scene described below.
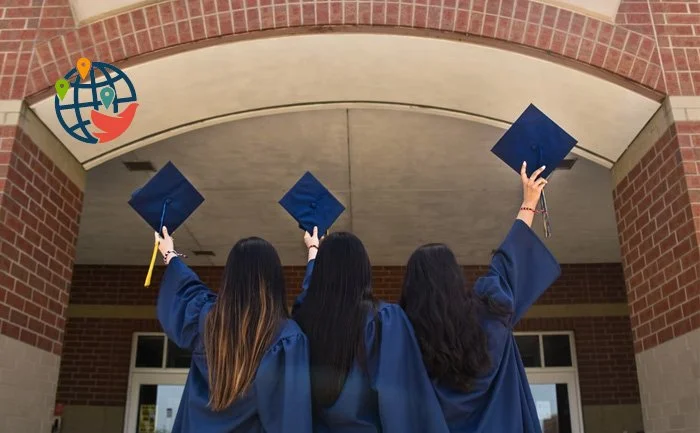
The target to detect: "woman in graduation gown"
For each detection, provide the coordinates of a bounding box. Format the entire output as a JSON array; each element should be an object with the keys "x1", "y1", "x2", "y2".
[
  {"x1": 293, "y1": 229, "x2": 449, "y2": 433},
  {"x1": 155, "y1": 227, "x2": 312, "y2": 433},
  {"x1": 399, "y1": 162, "x2": 562, "y2": 433}
]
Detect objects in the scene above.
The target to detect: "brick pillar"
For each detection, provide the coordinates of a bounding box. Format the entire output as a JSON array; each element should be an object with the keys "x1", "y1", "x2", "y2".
[
  {"x1": 0, "y1": 103, "x2": 85, "y2": 433},
  {"x1": 612, "y1": 100, "x2": 700, "y2": 433},
  {"x1": 613, "y1": 2, "x2": 700, "y2": 431}
]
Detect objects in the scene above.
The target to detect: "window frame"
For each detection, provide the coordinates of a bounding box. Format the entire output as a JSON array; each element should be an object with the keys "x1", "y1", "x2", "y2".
[{"x1": 514, "y1": 330, "x2": 579, "y2": 371}]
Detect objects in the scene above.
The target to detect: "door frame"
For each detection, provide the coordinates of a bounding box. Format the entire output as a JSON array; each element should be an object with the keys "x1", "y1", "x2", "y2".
[
  {"x1": 123, "y1": 332, "x2": 190, "y2": 433},
  {"x1": 517, "y1": 331, "x2": 585, "y2": 433}
]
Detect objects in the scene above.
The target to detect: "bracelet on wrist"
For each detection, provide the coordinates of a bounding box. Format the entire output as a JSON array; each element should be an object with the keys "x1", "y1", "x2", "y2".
[
  {"x1": 163, "y1": 250, "x2": 187, "y2": 264},
  {"x1": 520, "y1": 206, "x2": 546, "y2": 214}
]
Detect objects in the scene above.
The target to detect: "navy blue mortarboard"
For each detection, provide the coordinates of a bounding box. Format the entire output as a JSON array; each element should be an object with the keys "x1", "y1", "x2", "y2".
[
  {"x1": 491, "y1": 104, "x2": 577, "y2": 237},
  {"x1": 128, "y1": 161, "x2": 204, "y2": 286},
  {"x1": 279, "y1": 171, "x2": 345, "y2": 236}
]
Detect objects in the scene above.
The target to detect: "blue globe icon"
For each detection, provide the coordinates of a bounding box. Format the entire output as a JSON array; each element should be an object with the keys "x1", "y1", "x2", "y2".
[{"x1": 54, "y1": 61, "x2": 138, "y2": 144}]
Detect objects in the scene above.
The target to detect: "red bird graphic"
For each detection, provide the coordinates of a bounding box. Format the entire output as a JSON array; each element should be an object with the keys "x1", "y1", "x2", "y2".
[{"x1": 90, "y1": 103, "x2": 139, "y2": 143}]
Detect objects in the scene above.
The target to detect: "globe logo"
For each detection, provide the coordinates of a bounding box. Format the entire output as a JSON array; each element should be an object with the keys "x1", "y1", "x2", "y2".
[{"x1": 54, "y1": 58, "x2": 138, "y2": 144}]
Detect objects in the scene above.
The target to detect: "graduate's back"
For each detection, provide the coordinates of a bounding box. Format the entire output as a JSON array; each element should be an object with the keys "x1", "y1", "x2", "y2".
[
  {"x1": 155, "y1": 234, "x2": 312, "y2": 433},
  {"x1": 400, "y1": 165, "x2": 561, "y2": 433},
  {"x1": 293, "y1": 230, "x2": 449, "y2": 433},
  {"x1": 424, "y1": 221, "x2": 560, "y2": 433}
]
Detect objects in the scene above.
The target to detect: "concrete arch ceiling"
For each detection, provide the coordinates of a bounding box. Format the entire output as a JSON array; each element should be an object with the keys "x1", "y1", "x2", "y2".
[
  {"x1": 29, "y1": 33, "x2": 661, "y2": 169},
  {"x1": 77, "y1": 107, "x2": 622, "y2": 266}
]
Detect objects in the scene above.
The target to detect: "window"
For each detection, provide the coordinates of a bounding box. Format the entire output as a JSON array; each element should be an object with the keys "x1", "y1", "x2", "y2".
[
  {"x1": 514, "y1": 332, "x2": 583, "y2": 433},
  {"x1": 131, "y1": 334, "x2": 193, "y2": 370},
  {"x1": 514, "y1": 333, "x2": 574, "y2": 369}
]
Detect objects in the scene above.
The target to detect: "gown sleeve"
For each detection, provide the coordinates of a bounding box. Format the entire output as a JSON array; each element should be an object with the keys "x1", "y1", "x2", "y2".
[
  {"x1": 291, "y1": 259, "x2": 315, "y2": 315},
  {"x1": 255, "y1": 331, "x2": 313, "y2": 433},
  {"x1": 156, "y1": 257, "x2": 217, "y2": 351},
  {"x1": 474, "y1": 219, "x2": 561, "y2": 325},
  {"x1": 372, "y1": 304, "x2": 450, "y2": 433}
]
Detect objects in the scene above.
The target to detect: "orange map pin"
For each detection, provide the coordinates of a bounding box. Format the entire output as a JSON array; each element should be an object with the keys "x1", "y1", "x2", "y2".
[{"x1": 76, "y1": 57, "x2": 91, "y2": 80}]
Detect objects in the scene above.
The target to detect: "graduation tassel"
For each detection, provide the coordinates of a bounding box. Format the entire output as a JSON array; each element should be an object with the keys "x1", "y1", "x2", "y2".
[
  {"x1": 144, "y1": 240, "x2": 159, "y2": 287},
  {"x1": 540, "y1": 190, "x2": 551, "y2": 238},
  {"x1": 145, "y1": 200, "x2": 170, "y2": 288}
]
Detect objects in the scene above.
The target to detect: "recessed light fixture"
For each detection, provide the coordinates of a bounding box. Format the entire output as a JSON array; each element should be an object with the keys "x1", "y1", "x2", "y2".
[
  {"x1": 192, "y1": 250, "x2": 216, "y2": 256},
  {"x1": 555, "y1": 159, "x2": 577, "y2": 170},
  {"x1": 123, "y1": 161, "x2": 155, "y2": 172}
]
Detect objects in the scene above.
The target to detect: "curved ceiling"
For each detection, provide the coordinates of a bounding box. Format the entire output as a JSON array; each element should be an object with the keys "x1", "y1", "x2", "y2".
[
  {"x1": 77, "y1": 108, "x2": 620, "y2": 266},
  {"x1": 30, "y1": 33, "x2": 660, "y2": 169}
]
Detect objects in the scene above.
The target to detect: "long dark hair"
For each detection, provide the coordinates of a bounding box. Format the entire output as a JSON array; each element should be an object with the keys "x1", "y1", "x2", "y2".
[
  {"x1": 294, "y1": 232, "x2": 376, "y2": 409},
  {"x1": 400, "y1": 243, "x2": 496, "y2": 392},
  {"x1": 204, "y1": 237, "x2": 287, "y2": 411}
]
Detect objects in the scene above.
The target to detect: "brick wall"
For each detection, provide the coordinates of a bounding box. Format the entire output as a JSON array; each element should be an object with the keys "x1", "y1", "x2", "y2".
[
  {"x1": 56, "y1": 318, "x2": 160, "y2": 406},
  {"x1": 0, "y1": 125, "x2": 83, "y2": 355},
  {"x1": 57, "y1": 263, "x2": 638, "y2": 407},
  {"x1": 1, "y1": 0, "x2": 663, "y2": 99},
  {"x1": 613, "y1": 122, "x2": 700, "y2": 354},
  {"x1": 616, "y1": 0, "x2": 700, "y2": 95},
  {"x1": 57, "y1": 316, "x2": 639, "y2": 407},
  {"x1": 646, "y1": 2, "x2": 700, "y2": 95},
  {"x1": 68, "y1": 263, "x2": 628, "y2": 305},
  {"x1": 0, "y1": 0, "x2": 74, "y2": 99},
  {"x1": 519, "y1": 317, "x2": 640, "y2": 405},
  {"x1": 616, "y1": 0, "x2": 654, "y2": 38}
]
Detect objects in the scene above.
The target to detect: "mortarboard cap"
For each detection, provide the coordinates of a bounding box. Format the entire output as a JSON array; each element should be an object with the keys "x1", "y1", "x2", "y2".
[
  {"x1": 490, "y1": 104, "x2": 577, "y2": 180},
  {"x1": 490, "y1": 104, "x2": 577, "y2": 238},
  {"x1": 128, "y1": 161, "x2": 204, "y2": 286},
  {"x1": 128, "y1": 161, "x2": 205, "y2": 234},
  {"x1": 279, "y1": 171, "x2": 345, "y2": 236}
]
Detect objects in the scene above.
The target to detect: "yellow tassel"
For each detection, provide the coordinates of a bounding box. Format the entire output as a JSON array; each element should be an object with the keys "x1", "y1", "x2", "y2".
[{"x1": 144, "y1": 239, "x2": 159, "y2": 287}]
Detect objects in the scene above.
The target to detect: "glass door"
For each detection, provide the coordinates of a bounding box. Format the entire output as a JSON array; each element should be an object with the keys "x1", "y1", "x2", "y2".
[
  {"x1": 528, "y1": 372, "x2": 584, "y2": 433},
  {"x1": 125, "y1": 373, "x2": 188, "y2": 433}
]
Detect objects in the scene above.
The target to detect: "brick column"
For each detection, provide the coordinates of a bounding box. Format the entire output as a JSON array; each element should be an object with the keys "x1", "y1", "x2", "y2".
[
  {"x1": 612, "y1": 99, "x2": 700, "y2": 433},
  {"x1": 0, "y1": 102, "x2": 85, "y2": 433},
  {"x1": 613, "y1": 2, "x2": 700, "y2": 431}
]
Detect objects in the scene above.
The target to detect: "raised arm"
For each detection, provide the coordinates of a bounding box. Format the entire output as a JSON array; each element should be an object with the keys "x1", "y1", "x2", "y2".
[
  {"x1": 292, "y1": 227, "x2": 319, "y2": 314},
  {"x1": 474, "y1": 162, "x2": 561, "y2": 325},
  {"x1": 155, "y1": 227, "x2": 216, "y2": 351}
]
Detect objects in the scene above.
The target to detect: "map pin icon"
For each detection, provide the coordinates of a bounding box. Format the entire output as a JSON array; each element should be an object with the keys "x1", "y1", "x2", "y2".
[
  {"x1": 55, "y1": 79, "x2": 70, "y2": 100},
  {"x1": 76, "y1": 57, "x2": 91, "y2": 80},
  {"x1": 100, "y1": 87, "x2": 115, "y2": 109}
]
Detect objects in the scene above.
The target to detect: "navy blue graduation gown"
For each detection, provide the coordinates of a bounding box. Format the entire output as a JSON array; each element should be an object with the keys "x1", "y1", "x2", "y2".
[
  {"x1": 156, "y1": 257, "x2": 313, "y2": 433},
  {"x1": 295, "y1": 260, "x2": 449, "y2": 433},
  {"x1": 433, "y1": 220, "x2": 561, "y2": 433}
]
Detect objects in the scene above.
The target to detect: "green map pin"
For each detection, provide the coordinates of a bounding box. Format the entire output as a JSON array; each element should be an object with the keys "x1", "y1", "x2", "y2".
[
  {"x1": 100, "y1": 87, "x2": 115, "y2": 109},
  {"x1": 55, "y1": 79, "x2": 70, "y2": 100}
]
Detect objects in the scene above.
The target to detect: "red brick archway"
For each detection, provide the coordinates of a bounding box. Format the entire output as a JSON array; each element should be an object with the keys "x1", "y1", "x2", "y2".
[
  {"x1": 2, "y1": 0, "x2": 666, "y2": 101},
  {"x1": 3, "y1": 1, "x2": 700, "y2": 432}
]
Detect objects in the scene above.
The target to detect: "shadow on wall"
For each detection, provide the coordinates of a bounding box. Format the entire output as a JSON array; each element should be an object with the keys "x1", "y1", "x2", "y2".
[
  {"x1": 60, "y1": 406, "x2": 124, "y2": 433},
  {"x1": 582, "y1": 404, "x2": 644, "y2": 433}
]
